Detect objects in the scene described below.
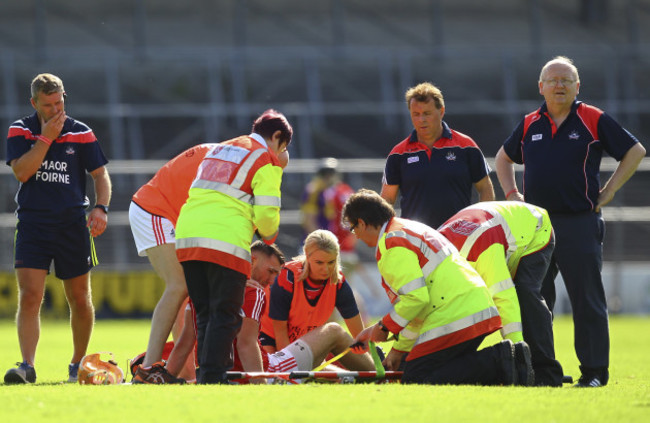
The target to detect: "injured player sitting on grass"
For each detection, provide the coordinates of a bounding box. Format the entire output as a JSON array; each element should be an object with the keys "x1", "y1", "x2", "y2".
[{"x1": 131, "y1": 241, "x2": 376, "y2": 384}]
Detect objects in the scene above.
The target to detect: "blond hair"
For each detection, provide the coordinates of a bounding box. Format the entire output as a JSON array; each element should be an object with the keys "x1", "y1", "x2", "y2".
[
  {"x1": 405, "y1": 82, "x2": 444, "y2": 110},
  {"x1": 31, "y1": 73, "x2": 65, "y2": 100},
  {"x1": 294, "y1": 229, "x2": 342, "y2": 284}
]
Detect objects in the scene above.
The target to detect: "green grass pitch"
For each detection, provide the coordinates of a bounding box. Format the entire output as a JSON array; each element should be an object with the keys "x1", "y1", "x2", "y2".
[{"x1": 1, "y1": 316, "x2": 649, "y2": 423}]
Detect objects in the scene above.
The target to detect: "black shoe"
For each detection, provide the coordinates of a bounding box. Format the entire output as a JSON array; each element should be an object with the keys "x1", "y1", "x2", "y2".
[
  {"x1": 496, "y1": 339, "x2": 516, "y2": 385},
  {"x1": 133, "y1": 362, "x2": 186, "y2": 384},
  {"x1": 574, "y1": 375, "x2": 604, "y2": 388},
  {"x1": 4, "y1": 362, "x2": 36, "y2": 384},
  {"x1": 575, "y1": 366, "x2": 608, "y2": 387},
  {"x1": 513, "y1": 341, "x2": 535, "y2": 386}
]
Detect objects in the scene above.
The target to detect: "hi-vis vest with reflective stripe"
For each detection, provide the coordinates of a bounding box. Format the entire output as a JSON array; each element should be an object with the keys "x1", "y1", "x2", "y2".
[
  {"x1": 438, "y1": 201, "x2": 553, "y2": 342},
  {"x1": 376, "y1": 217, "x2": 501, "y2": 360},
  {"x1": 175, "y1": 134, "x2": 282, "y2": 276}
]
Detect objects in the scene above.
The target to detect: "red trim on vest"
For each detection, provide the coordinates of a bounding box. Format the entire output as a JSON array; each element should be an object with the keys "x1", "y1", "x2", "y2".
[
  {"x1": 384, "y1": 236, "x2": 429, "y2": 268},
  {"x1": 383, "y1": 314, "x2": 403, "y2": 333},
  {"x1": 406, "y1": 315, "x2": 502, "y2": 361},
  {"x1": 227, "y1": 136, "x2": 280, "y2": 196},
  {"x1": 466, "y1": 226, "x2": 508, "y2": 262},
  {"x1": 176, "y1": 247, "x2": 251, "y2": 277},
  {"x1": 196, "y1": 135, "x2": 279, "y2": 198},
  {"x1": 383, "y1": 218, "x2": 445, "y2": 266}
]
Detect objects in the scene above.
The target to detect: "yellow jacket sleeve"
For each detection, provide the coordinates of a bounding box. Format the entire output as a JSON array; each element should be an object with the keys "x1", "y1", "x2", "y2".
[
  {"x1": 378, "y1": 245, "x2": 430, "y2": 352},
  {"x1": 251, "y1": 162, "x2": 282, "y2": 240},
  {"x1": 473, "y1": 244, "x2": 523, "y2": 342}
]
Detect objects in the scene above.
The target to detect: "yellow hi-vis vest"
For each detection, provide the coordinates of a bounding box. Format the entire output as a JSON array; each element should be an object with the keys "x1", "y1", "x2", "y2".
[
  {"x1": 376, "y1": 217, "x2": 501, "y2": 360},
  {"x1": 175, "y1": 133, "x2": 283, "y2": 277},
  {"x1": 438, "y1": 201, "x2": 553, "y2": 342}
]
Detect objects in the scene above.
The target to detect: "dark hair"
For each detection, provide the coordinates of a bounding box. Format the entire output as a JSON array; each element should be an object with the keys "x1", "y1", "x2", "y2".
[
  {"x1": 251, "y1": 109, "x2": 293, "y2": 147},
  {"x1": 251, "y1": 240, "x2": 285, "y2": 264},
  {"x1": 342, "y1": 189, "x2": 395, "y2": 229}
]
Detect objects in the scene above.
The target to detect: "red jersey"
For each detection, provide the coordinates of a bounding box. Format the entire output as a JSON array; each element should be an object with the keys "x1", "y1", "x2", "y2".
[
  {"x1": 324, "y1": 182, "x2": 356, "y2": 253},
  {"x1": 232, "y1": 286, "x2": 270, "y2": 372}
]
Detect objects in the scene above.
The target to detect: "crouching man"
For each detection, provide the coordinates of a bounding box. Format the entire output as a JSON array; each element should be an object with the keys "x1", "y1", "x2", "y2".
[{"x1": 344, "y1": 189, "x2": 533, "y2": 385}]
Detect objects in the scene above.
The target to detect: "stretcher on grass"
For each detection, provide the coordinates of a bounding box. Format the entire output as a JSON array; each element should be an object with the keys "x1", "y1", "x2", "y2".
[{"x1": 225, "y1": 370, "x2": 404, "y2": 384}]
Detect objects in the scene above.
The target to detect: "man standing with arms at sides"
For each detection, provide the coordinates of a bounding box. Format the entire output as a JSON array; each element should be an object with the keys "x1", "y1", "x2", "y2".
[
  {"x1": 175, "y1": 109, "x2": 292, "y2": 384},
  {"x1": 495, "y1": 56, "x2": 646, "y2": 387},
  {"x1": 4, "y1": 73, "x2": 112, "y2": 384},
  {"x1": 381, "y1": 82, "x2": 494, "y2": 229}
]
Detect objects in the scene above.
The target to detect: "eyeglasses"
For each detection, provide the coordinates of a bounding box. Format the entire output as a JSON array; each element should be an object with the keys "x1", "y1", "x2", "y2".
[
  {"x1": 349, "y1": 222, "x2": 358, "y2": 233},
  {"x1": 542, "y1": 78, "x2": 576, "y2": 87}
]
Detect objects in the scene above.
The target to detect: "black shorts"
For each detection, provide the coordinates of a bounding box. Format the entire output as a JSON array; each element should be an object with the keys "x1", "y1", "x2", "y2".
[{"x1": 14, "y1": 215, "x2": 97, "y2": 280}]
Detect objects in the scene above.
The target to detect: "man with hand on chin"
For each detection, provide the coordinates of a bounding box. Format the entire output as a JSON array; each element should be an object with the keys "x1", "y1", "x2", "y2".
[{"x1": 4, "y1": 73, "x2": 111, "y2": 384}]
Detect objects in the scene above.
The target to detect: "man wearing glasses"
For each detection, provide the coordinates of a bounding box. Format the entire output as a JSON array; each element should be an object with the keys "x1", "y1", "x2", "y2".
[{"x1": 494, "y1": 56, "x2": 646, "y2": 388}]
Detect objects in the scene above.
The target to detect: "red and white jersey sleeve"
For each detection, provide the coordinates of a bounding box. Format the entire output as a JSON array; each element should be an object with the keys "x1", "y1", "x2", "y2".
[
  {"x1": 242, "y1": 285, "x2": 267, "y2": 322},
  {"x1": 233, "y1": 286, "x2": 269, "y2": 373}
]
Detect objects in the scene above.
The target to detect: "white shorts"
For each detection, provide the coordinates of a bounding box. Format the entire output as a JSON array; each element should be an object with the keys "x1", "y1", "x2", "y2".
[
  {"x1": 267, "y1": 339, "x2": 313, "y2": 373},
  {"x1": 129, "y1": 201, "x2": 176, "y2": 257}
]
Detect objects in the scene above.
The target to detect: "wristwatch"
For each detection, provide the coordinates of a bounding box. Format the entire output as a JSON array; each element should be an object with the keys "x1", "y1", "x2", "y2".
[
  {"x1": 94, "y1": 204, "x2": 109, "y2": 214},
  {"x1": 377, "y1": 321, "x2": 389, "y2": 333}
]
